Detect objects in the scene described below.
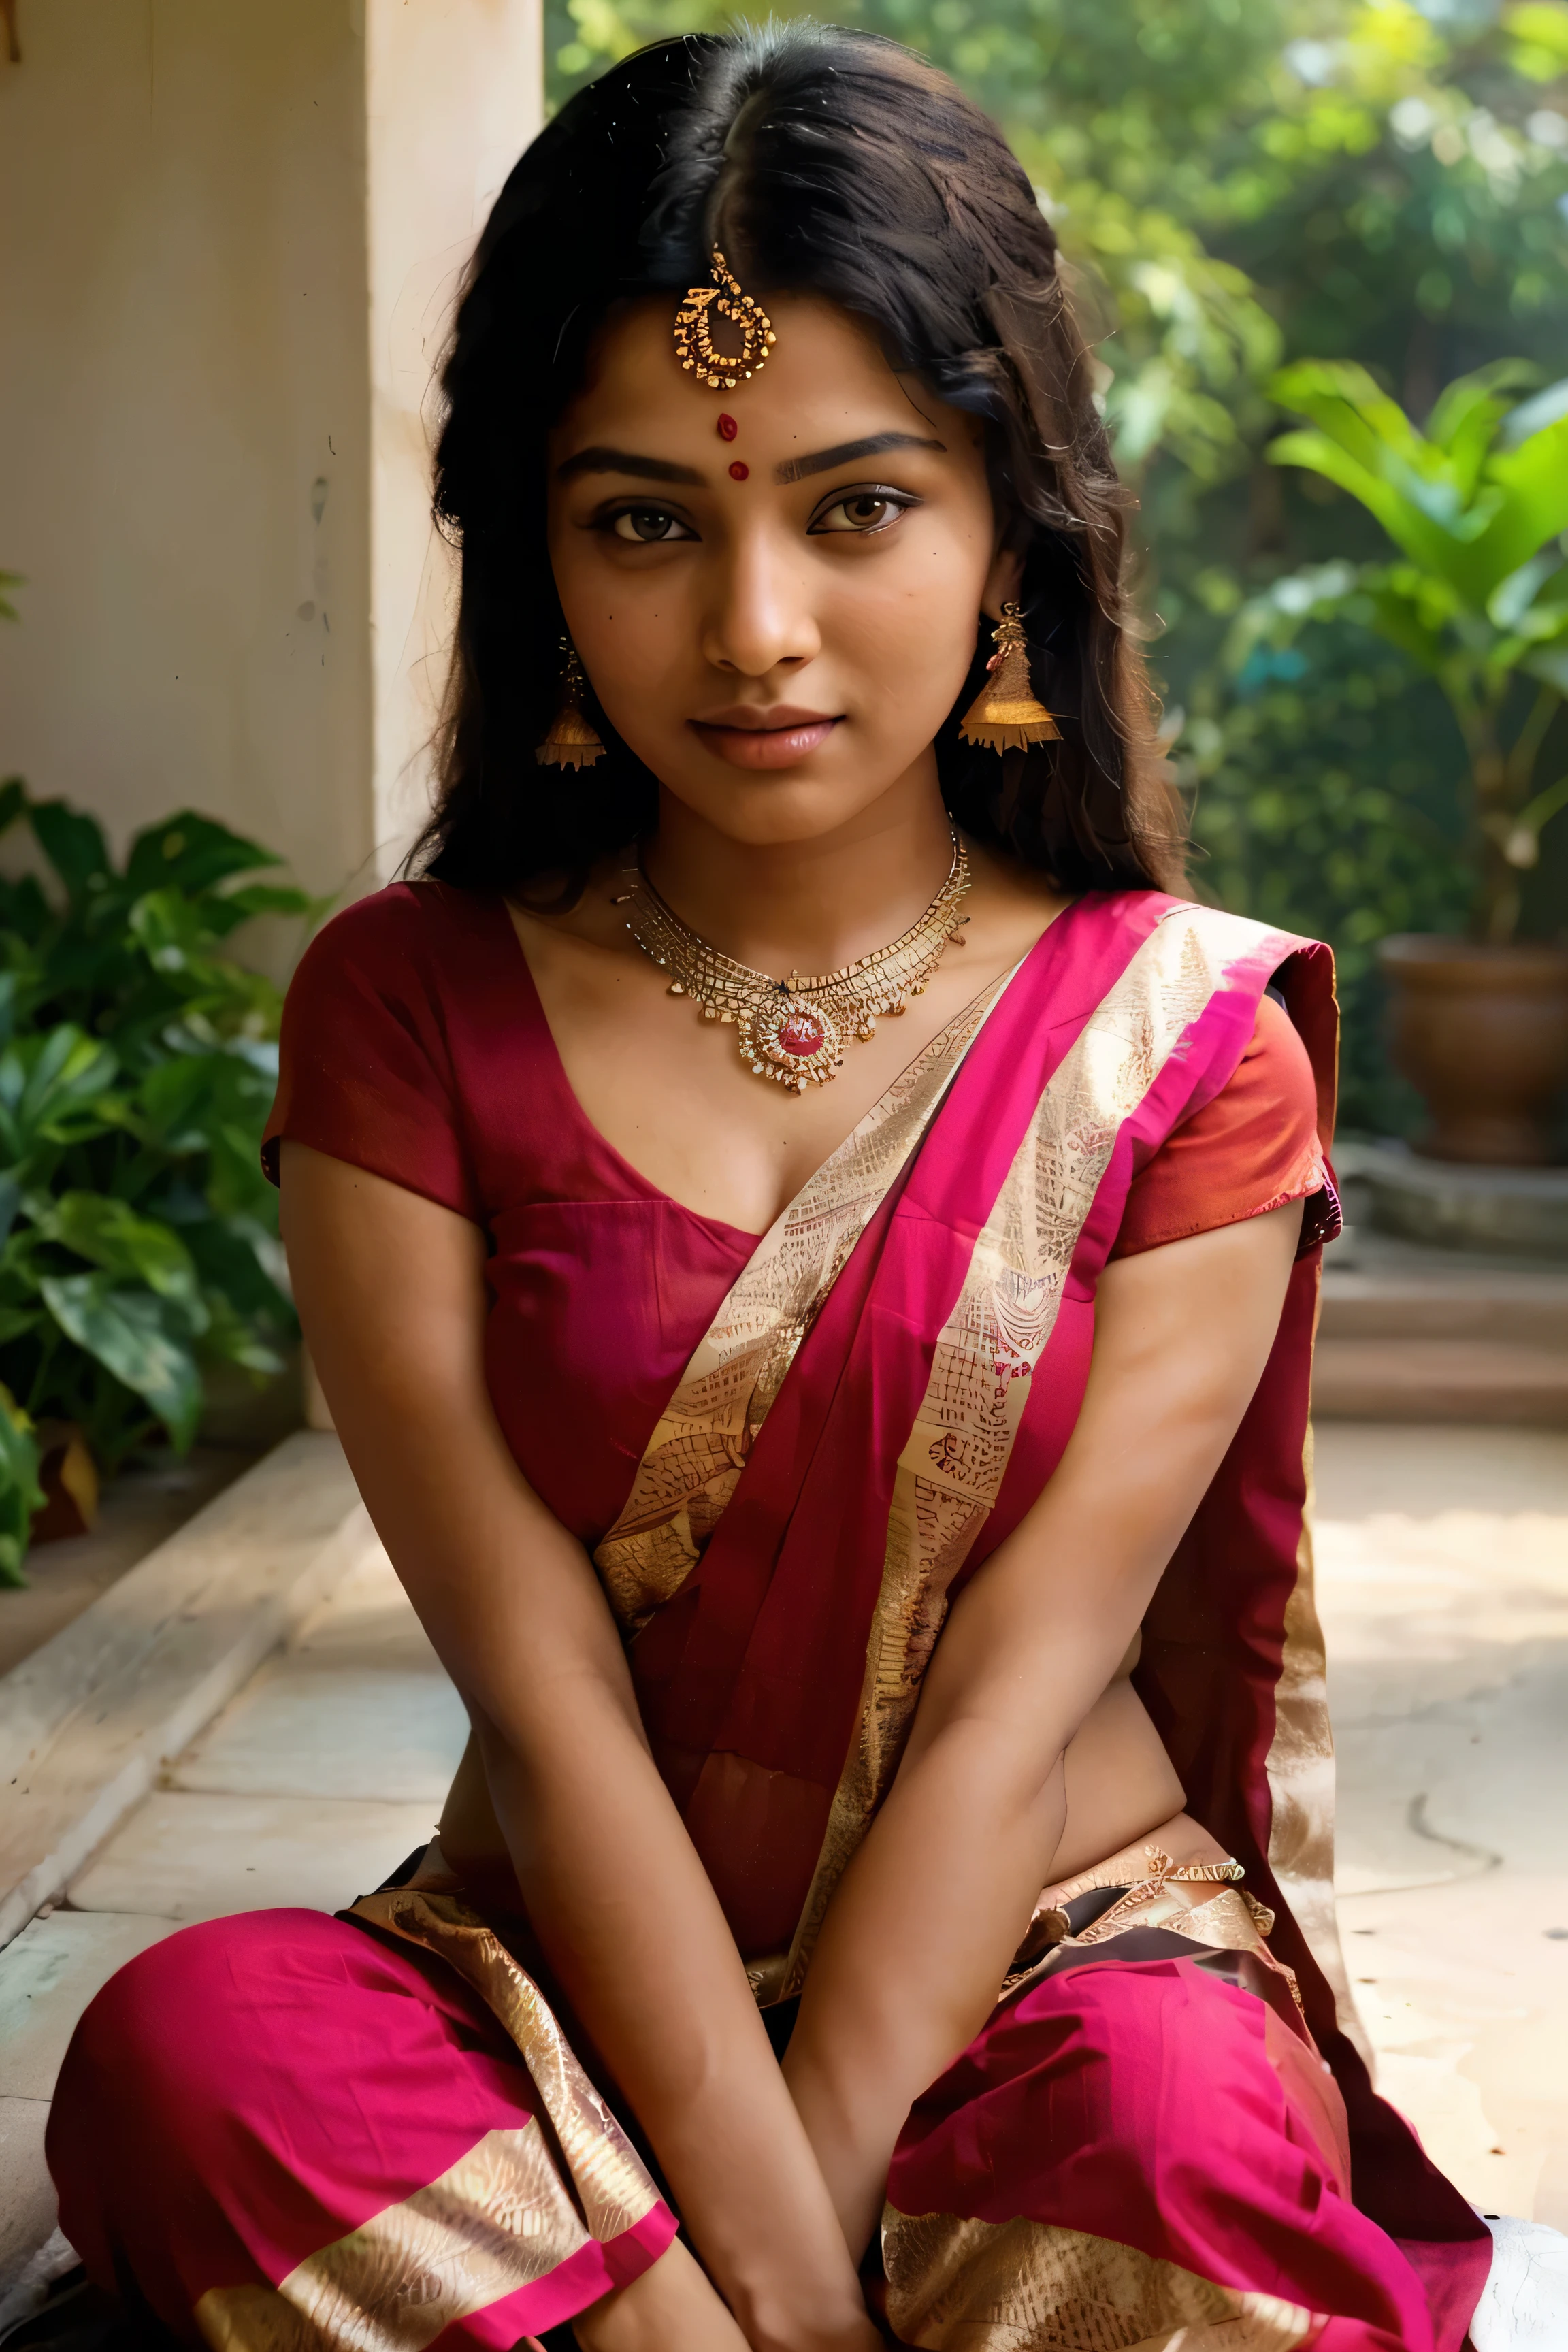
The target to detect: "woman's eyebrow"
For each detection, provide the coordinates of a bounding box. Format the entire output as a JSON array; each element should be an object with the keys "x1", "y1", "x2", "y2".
[
  {"x1": 556, "y1": 446, "x2": 706, "y2": 485},
  {"x1": 774, "y1": 431, "x2": 945, "y2": 483}
]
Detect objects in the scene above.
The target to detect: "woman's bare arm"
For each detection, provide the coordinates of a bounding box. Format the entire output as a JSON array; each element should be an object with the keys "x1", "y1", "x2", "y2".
[
  {"x1": 280, "y1": 1143, "x2": 877, "y2": 2352},
  {"x1": 781, "y1": 1198, "x2": 1305, "y2": 2258}
]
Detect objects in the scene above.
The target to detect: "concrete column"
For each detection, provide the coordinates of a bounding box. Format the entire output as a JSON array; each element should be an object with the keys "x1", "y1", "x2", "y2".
[
  {"x1": 0, "y1": 0, "x2": 540, "y2": 933},
  {"x1": 364, "y1": 0, "x2": 543, "y2": 875}
]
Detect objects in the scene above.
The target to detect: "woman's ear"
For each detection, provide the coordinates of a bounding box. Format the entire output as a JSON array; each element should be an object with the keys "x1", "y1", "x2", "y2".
[{"x1": 980, "y1": 540, "x2": 1025, "y2": 621}]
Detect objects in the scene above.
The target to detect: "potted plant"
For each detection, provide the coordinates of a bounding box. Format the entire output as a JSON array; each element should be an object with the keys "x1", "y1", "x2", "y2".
[
  {"x1": 0, "y1": 781, "x2": 314, "y2": 1584},
  {"x1": 1257, "y1": 359, "x2": 1568, "y2": 1163}
]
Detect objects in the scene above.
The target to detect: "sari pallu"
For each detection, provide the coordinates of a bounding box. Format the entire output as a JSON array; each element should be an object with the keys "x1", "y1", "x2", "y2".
[{"x1": 50, "y1": 892, "x2": 1491, "y2": 2352}]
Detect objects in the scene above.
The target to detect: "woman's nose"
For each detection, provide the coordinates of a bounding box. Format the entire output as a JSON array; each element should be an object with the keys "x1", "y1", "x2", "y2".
[{"x1": 699, "y1": 529, "x2": 821, "y2": 679}]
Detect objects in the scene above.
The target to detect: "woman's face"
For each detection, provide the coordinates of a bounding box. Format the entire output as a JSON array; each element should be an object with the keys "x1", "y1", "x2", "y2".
[{"x1": 546, "y1": 294, "x2": 1015, "y2": 846}]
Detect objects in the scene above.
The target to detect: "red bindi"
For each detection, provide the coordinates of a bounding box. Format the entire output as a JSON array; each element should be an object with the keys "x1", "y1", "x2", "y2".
[
  {"x1": 717, "y1": 413, "x2": 739, "y2": 442},
  {"x1": 728, "y1": 461, "x2": 749, "y2": 481}
]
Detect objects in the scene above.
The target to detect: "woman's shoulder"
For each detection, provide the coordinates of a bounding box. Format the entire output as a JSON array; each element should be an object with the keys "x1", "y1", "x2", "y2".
[
  {"x1": 265, "y1": 881, "x2": 510, "y2": 1210},
  {"x1": 293, "y1": 877, "x2": 506, "y2": 991}
]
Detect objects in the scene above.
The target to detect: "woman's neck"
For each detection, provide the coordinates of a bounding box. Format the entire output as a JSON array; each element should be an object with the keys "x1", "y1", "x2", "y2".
[{"x1": 642, "y1": 764, "x2": 957, "y2": 979}]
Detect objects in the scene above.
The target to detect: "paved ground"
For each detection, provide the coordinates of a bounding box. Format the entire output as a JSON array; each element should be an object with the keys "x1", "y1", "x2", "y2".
[
  {"x1": 0, "y1": 1448, "x2": 258, "y2": 1681},
  {"x1": 1315, "y1": 1424, "x2": 1568, "y2": 2228},
  {"x1": 2, "y1": 1421, "x2": 1565, "y2": 2285}
]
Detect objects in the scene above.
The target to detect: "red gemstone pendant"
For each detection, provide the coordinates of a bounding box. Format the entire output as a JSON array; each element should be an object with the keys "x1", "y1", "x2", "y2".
[
  {"x1": 749, "y1": 994, "x2": 843, "y2": 1085},
  {"x1": 777, "y1": 1009, "x2": 826, "y2": 1058}
]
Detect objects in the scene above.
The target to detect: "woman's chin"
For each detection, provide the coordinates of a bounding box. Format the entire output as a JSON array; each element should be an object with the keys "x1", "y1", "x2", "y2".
[{"x1": 656, "y1": 769, "x2": 906, "y2": 848}]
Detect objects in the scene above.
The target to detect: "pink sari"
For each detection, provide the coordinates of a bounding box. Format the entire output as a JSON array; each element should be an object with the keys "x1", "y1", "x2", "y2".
[{"x1": 49, "y1": 892, "x2": 1490, "y2": 2352}]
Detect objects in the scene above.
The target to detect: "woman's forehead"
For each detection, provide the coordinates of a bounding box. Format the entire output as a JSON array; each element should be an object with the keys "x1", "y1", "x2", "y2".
[{"x1": 550, "y1": 294, "x2": 980, "y2": 478}]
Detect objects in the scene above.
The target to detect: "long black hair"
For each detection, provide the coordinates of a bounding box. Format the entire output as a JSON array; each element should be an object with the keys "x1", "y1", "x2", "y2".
[{"x1": 416, "y1": 22, "x2": 1183, "y2": 895}]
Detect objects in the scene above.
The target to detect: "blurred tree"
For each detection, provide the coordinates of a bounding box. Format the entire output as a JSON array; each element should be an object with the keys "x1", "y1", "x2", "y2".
[{"x1": 544, "y1": 0, "x2": 1568, "y2": 1128}]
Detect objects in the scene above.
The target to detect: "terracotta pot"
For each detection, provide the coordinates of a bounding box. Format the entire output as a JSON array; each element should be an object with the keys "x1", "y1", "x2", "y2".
[{"x1": 1379, "y1": 934, "x2": 1568, "y2": 1166}]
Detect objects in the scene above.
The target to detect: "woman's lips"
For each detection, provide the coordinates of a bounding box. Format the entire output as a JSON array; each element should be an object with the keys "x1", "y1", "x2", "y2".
[{"x1": 691, "y1": 710, "x2": 841, "y2": 770}]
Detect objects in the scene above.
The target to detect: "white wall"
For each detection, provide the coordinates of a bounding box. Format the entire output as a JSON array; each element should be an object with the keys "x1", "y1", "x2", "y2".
[
  {"x1": 0, "y1": 0, "x2": 541, "y2": 925},
  {"x1": 365, "y1": 0, "x2": 543, "y2": 874}
]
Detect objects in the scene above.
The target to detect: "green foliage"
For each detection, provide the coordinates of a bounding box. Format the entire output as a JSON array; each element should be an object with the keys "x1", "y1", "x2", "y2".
[
  {"x1": 1252, "y1": 358, "x2": 1568, "y2": 934},
  {"x1": 1268, "y1": 358, "x2": 1568, "y2": 606},
  {"x1": 0, "y1": 781, "x2": 315, "y2": 1584},
  {"x1": 0, "y1": 1383, "x2": 44, "y2": 1590},
  {"x1": 1185, "y1": 612, "x2": 1472, "y2": 1123}
]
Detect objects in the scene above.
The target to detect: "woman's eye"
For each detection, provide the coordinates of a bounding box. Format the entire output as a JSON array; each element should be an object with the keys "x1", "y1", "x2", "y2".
[
  {"x1": 609, "y1": 506, "x2": 696, "y2": 544},
  {"x1": 811, "y1": 489, "x2": 913, "y2": 536}
]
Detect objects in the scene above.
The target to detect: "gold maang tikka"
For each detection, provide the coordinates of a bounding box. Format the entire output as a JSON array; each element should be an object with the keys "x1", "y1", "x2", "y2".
[{"x1": 672, "y1": 249, "x2": 777, "y2": 391}]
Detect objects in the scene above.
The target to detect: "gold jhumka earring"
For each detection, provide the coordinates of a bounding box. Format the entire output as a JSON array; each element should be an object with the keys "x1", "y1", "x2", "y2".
[
  {"x1": 672, "y1": 249, "x2": 777, "y2": 390},
  {"x1": 536, "y1": 640, "x2": 604, "y2": 770},
  {"x1": 958, "y1": 602, "x2": 1061, "y2": 753}
]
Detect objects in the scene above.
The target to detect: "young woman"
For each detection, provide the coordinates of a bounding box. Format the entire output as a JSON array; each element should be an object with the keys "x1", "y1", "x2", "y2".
[{"x1": 50, "y1": 26, "x2": 1495, "y2": 2352}]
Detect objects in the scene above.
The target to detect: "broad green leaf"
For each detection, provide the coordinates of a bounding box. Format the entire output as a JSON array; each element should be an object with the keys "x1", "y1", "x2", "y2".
[
  {"x1": 135, "y1": 1055, "x2": 218, "y2": 1152},
  {"x1": 29, "y1": 800, "x2": 111, "y2": 900},
  {"x1": 0, "y1": 1028, "x2": 120, "y2": 1158},
  {"x1": 1270, "y1": 360, "x2": 1430, "y2": 473},
  {"x1": 39, "y1": 1273, "x2": 204, "y2": 1448},
  {"x1": 1266, "y1": 425, "x2": 1462, "y2": 576},
  {"x1": 127, "y1": 889, "x2": 214, "y2": 977},
  {"x1": 1486, "y1": 550, "x2": 1568, "y2": 631},
  {"x1": 1271, "y1": 365, "x2": 1568, "y2": 610},
  {"x1": 124, "y1": 812, "x2": 281, "y2": 899},
  {"x1": 182, "y1": 1213, "x2": 295, "y2": 1324},
  {"x1": 1427, "y1": 362, "x2": 1541, "y2": 495},
  {"x1": 1475, "y1": 416, "x2": 1568, "y2": 597},
  {"x1": 1494, "y1": 377, "x2": 1568, "y2": 451},
  {"x1": 218, "y1": 884, "x2": 316, "y2": 924},
  {"x1": 43, "y1": 1192, "x2": 207, "y2": 1322}
]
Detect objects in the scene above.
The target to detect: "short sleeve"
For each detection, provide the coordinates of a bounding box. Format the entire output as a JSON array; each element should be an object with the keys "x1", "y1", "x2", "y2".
[
  {"x1": 1111, "y1": 992, "x2": 1324, "y2": 1260},
  {"x1": 262, "y1": 885, "x2": 483, "y2": 1222}
]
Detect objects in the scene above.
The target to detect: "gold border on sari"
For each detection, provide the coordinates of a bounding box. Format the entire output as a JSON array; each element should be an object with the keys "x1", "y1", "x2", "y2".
[
  {"x1": 593, "y1": 973, "x2": 1015, "y2": 1633},
  {"x1": 194, "y1": 2123, "x2": 591, "y2": 2352},
  {"x1": 783, "y1": 906, "x2": 1294, "y2": 1989},
  {"x1": 348, "y1": 1889, "x2": 662, "y2": 2247},
  {"x1": 1265, "y1": 1412, "x2": 1367, "y2": 2063},
  {"x1": 882, "y1": 2208, "x2": 1320, "y2": 2352}
]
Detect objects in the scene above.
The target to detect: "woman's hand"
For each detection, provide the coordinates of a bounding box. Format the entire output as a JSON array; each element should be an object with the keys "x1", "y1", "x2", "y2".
[
  {"x1": 572, "y1": 2238, "x2": 885, "y2": 2352},
  {"x1": 782, "y1": 1198, "x2": 1305, "y2": 2259},
  {"x1": 280, "y1": 1143, "x2": 868, "y2": 2352}
]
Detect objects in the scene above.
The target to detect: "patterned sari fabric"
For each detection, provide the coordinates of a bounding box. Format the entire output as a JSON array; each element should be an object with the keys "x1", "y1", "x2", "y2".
[{"x1": 48, "y1": 892, "x2": 1492, "y2": 2352}]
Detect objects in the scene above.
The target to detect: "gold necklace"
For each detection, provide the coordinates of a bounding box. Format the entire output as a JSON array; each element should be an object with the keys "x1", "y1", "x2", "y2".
[{"x1": 616, "y1": 830, "x2": 973, "y2": 1092}]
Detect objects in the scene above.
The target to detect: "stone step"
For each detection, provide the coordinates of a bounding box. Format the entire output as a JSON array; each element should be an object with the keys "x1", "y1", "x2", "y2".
[
  {"x1": 0, "y1": 1433, "x2": 378, "y2": 1950},
  {"x1": 1320, "y1": 1267, "x2": 1568, "y2": 1348},
  {"x1": 1313, "y1": 1336, "x2": 1568, "y2": 1426}
]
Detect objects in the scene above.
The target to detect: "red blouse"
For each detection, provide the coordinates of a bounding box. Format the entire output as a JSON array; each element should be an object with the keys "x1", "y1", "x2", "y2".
[{"x1": 263, "y1": 883, "x2": 1324, "y2": 1541}]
